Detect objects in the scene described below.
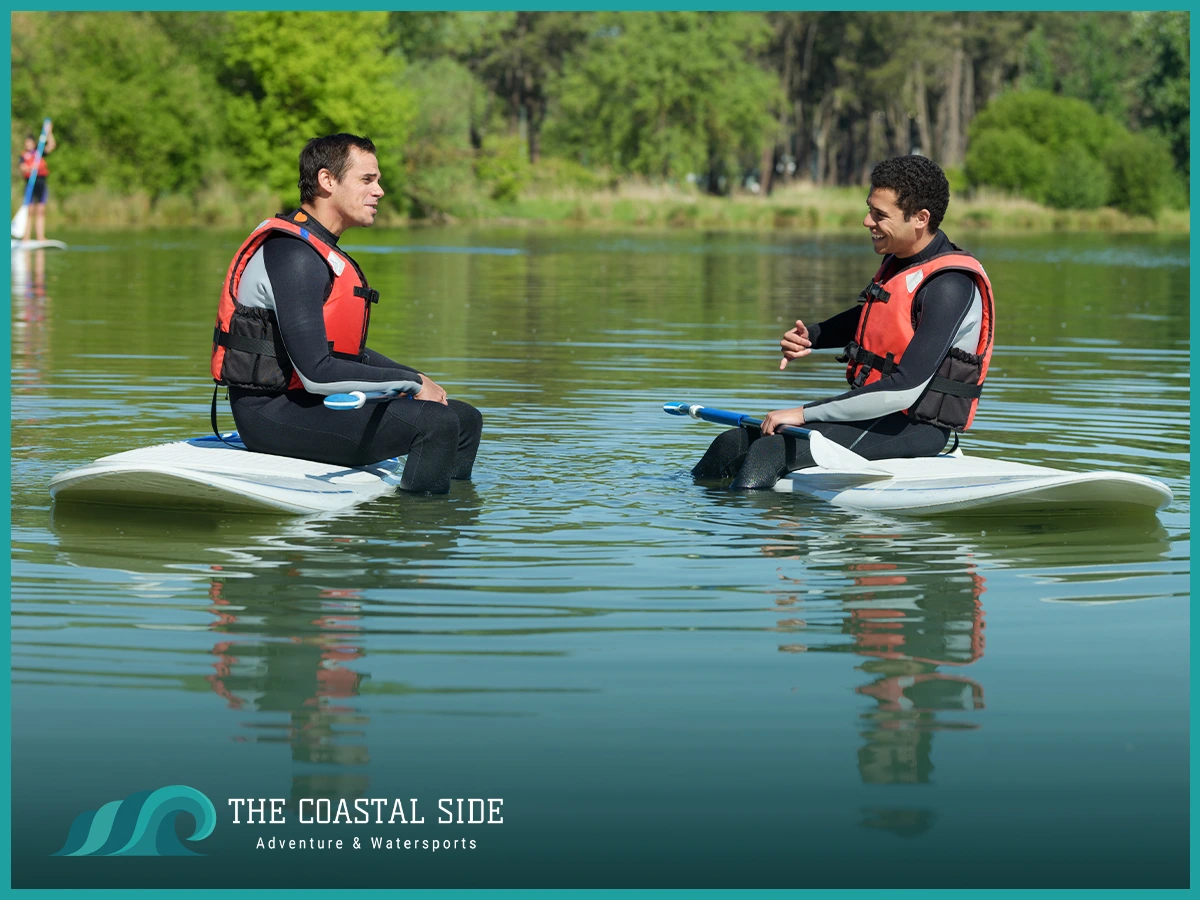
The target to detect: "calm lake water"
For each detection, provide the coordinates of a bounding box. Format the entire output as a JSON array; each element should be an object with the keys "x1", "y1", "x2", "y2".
[{"x1": 10, "y1": 226, "x2": 1189, "y2": 888}]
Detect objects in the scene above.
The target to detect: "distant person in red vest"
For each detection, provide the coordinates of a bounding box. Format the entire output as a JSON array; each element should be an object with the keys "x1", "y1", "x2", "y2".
[{"x1": 18, "y1": 122, "x2": 56, "y2": 242}]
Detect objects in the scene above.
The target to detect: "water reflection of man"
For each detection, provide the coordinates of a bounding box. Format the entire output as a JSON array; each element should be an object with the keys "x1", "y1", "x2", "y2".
[{"x1": 768, "y1": 534, "x2": 987, "y2": 837}]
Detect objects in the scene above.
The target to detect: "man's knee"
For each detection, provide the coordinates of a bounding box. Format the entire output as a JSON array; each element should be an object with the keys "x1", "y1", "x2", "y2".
[{"x1": 448, "y1": 399, "x2": 483, "y2": 439}]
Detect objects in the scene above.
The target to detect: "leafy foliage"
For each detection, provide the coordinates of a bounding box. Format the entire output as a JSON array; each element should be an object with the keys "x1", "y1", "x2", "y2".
[
  {"x1": 11, "y1": 12, "x2": 221, "y2": 196},
  {"x1": 544, "y1": 13, "x2": 779, "y2": 191},
  {"x1": 220, "y1": 12, "x2": 415, "y2": 207},
  {"x1": 1103, "y1": 132, "x2": 1177, "y2": 219},
  {"x1": 8, "y1": 10, "x2": 1190, "y2": 219},
  {"x1": 964, "y1": 128, "x2": 1051, "y2": 201},
  {"x1": 1129, "y1": 12, "x2": 1189, "y2": 182},
  {"x1": 1044, "y1": 143, "x2": 1110, "y2": 210}
]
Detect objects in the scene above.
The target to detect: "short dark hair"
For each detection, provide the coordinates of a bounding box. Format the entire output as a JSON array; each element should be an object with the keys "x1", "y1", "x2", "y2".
[
  {"x1": 298, "y1": 133, "x2": 377, "y2": 204},
  {"x1": 869, "y1": 155, "x2": 950, "y2": 232}
]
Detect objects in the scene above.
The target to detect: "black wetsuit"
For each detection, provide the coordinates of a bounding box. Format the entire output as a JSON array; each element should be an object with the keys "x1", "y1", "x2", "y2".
[
  {"x1": 226, "y1": 213, "x2": 482, "y2": 494},
  {"x1": 694, "y1": 231, "x2": 979, "y2": 489}
]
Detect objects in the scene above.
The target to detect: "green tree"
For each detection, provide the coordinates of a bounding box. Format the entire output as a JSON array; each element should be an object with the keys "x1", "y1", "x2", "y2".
[
  {"x1": 545, "y1": 12, "x2": 778, "y2": 192},
  {"x1": 1044, "y1": 143, "x2": 1109, "y2": 210},
  {"x1": 221, "y1": 12, "x2": 415, "y2": 206},
  {"x1": 963, "y1": 128, "x2": 1051, "y2": 201},
  {"x1": 449, "y1": 12, "x2": 592, "y2": 164},
  {"x1": 1129, "y1": 11, "x2": 1189, "y2": 183},
  {"x1": 11, "y1": 12, "x2": 222, "y2": 197},
  {"x1": 1104, "y1": 131, "x2": 1176, "y2": 218}
]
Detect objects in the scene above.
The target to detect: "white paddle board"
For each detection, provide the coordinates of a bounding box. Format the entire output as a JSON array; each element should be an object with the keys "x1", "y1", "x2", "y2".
[
  {"x1": 49, "y1": 434, "x2": 404, "y2": 515},
  {"x1": 774, "y1": 449, "x2": 1173, "y2": 516},
  {"x1": 11, "y1": 239, "x2": 68, "y2": 251}
]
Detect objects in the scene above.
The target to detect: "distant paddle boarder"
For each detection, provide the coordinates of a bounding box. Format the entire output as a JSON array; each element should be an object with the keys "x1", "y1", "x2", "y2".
[
  {"x1": 692, "y1": 154, "x2": 995, "y2": 489},
  {"x1": 16, "y1": 121, "x2": 56, "y2": 242},
  {"x1": 211, "y1": 133, "x2": 482, "y2": 493}
]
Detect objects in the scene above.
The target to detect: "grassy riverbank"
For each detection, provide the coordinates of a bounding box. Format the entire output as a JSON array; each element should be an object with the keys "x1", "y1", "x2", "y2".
[{"x1": 25, "y1": 180, "x2": 1190, "y2": 234}]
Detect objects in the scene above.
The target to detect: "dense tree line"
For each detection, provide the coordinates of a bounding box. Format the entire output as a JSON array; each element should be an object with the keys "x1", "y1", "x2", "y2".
[{"x1": 11, "y1": 11, "x2": 1189, "y2": 219}]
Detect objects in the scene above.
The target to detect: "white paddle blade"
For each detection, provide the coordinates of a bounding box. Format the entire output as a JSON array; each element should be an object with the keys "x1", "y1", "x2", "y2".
[
  {"x1": 10, "y1": 205, "x2": 28, "y2": 240},
  {"x1": 807, "y1": 430, "x2": 891, "y2": 474}
]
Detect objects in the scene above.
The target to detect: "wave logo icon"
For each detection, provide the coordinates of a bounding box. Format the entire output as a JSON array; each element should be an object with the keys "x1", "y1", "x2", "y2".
[{"x1": 53, "y1": 785, "x2": 217, "y2": 857}]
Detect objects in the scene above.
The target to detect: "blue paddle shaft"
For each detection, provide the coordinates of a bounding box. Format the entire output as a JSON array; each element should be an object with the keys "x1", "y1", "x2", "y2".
[
  {"x1": 21, "y1": 119, "x2": 52, "y2": 207},
  {"x1": 662, "y1": 402, "x2": 812, "y2": 439}
]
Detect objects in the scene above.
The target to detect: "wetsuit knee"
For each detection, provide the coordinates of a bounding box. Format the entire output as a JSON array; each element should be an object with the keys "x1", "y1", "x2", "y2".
[
  {"x1": 730, "y1": 434, "x2": 792, "y2": 490},
  {"x1": 446, "y1": 399, "x2": 483, "y2": 479}
]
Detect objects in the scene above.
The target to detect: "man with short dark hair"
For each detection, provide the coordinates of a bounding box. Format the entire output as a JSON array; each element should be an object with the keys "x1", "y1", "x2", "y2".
[
  {"x1": 693, "y1": 154, "x2": 994, "y2": 489},
  {"x1": 211, "y1": 133, "x2": 482, "y2": 494}
]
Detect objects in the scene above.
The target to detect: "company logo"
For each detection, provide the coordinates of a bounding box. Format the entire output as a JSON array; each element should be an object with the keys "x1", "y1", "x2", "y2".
[
  {"x1": 905, "y1": 269, "x2": 925, "y2": 292},
  {"x1": 53, "y1": 785, "x2": 217, "y2": 857}
]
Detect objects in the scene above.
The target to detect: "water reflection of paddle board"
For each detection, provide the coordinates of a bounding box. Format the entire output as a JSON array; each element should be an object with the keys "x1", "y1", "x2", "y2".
[
  {"x1": 49, "y1": 434, "x2": 403, "y2": 515},
  {"x1": 11, "y1": 239, "x2": 68, "y2": 251}
]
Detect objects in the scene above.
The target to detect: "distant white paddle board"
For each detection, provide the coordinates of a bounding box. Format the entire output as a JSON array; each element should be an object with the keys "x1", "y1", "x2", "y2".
[
  {"x1": 50, "y1": 434, "x2": 404, "y2": 515},
  {"x1": 774, "y1": 449, "x2": 1173, "y2": 517},
  {"x1": 11, "y1": 239, "x2": 68, "y2": 251}
]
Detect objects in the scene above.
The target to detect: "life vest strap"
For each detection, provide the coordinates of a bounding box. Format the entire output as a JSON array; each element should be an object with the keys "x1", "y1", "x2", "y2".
[
  {"x1": 209, "y1": 384, "x2": 241, "y2": 448},
  {"x1": 354, "y1": 286, "x2": 380, "y2": 304},
  {"x1": 215, "y1": 327, "x2": 279, "y2": 359},
  {"x1": 840, "y1": 340, "x2": 897, "y2": 376},
  {"x1": 927, "y1": 375, "x2": 982, "y2": 399},
  {"x1": 859, "y1": 281, "x2": 891, "y2": 303}
]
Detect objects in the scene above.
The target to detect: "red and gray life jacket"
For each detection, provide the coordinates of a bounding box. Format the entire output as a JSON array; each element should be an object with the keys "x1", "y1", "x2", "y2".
[
  {"x1": 839, "y1": 250, "x2": 995, "y2": 432},
  {"x1": 211, "y1": 212, "x2": 379, "y2": 393}
]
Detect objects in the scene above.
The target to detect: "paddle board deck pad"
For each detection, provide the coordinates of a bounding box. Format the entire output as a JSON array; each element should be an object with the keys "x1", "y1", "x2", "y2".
[
  {"x1": 49, "y1": 434, "x2": 404, "y2": 515},
  {"x1": 11, "y1": 239, "x2": 68, "y2": 251},
  {"x1": 774, "y1": 450, "x2": 1173, "y2": 516}
]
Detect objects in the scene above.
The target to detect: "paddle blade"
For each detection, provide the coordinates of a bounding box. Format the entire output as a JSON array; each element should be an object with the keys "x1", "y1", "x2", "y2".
[
  {"x1": 324, "y1": 392, "x2": 368, "y2": 410},
  {"x1": 805, "y1": 430, "x2": 890, "y2": 474},
  {"x1": 323, "y1": 389, "x2": 402, "y2": 410},
  {"x1": 10, "y1": 205, "x2": 28, "y2": 240}
]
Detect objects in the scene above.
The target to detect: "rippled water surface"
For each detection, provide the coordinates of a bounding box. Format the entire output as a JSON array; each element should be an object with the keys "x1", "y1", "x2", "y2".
[{"x1": 11, "y1": 227, "x2": 1189, "y2": 888}]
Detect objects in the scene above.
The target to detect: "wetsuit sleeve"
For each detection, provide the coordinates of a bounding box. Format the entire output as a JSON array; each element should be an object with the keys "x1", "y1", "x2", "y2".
[
  {"x1": 803, "y1": 271, "x2": 976, "y2": 423},
  {"x1": 262, "y1": 235, "x2": 424, "y2": 395},
  {"x1": 807, "y1": 306, "x2": 862, "y2": 349}
]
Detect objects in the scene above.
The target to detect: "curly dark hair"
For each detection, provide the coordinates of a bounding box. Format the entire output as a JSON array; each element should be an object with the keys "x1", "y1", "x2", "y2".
[
  {"x1": 869, "y1": 155, "x2": 950, "y2": 232},
  {"x1": 298, "y1": 133, "x2": 377, "y2": 205}
]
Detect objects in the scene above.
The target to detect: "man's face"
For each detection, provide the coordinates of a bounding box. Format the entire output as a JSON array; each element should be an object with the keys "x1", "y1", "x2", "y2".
[
  {"x1": 24, "y1": 138, "x2": 35, "y2": 153},
  {"x1": 326, "y1": 148, "x2": 384, "y2": 229},
  {"x1": 863, "y1": 188, "x2": 920, "y2": 257}
]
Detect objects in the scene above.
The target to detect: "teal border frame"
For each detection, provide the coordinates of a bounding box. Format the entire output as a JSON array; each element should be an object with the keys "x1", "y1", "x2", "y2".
[{"x1": 4, "y1": 3, "x2": 1193, "y2": 897}]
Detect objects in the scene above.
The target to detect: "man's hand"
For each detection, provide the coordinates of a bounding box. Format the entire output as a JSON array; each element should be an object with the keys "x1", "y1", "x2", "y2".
[
  {"x1": 761, "y1": 406, "x2": 805, "y2": 436},
  {"x1": 779, "y1": 319, "x2": 812, "y2": 370},
  {"x1": 414, "y1": 374, "x2": 448, "y2": 405}
]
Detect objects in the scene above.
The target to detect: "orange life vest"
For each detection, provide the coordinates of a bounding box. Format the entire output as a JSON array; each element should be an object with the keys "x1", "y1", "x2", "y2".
[
  {"x1": 21, "y1": 150, "x2": 49, "y2": 178},
  {"x1": 211, "y1": 214, "x2": 378, "y2": 393},
  {"x1": 841, "y1": 250, "x2": 995, "y2": 432}
]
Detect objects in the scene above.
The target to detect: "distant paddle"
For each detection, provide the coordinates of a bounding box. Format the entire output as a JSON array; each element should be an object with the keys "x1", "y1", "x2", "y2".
[
  {"x1": 323, "y1": 389, "x2": 404, "y2": 410},
  {"x1": 662, "y1": 401, "x2": 889, "y2": 473},
  {"x1": 12, "y1": 118, "x2": 52, "y2": 241}
]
